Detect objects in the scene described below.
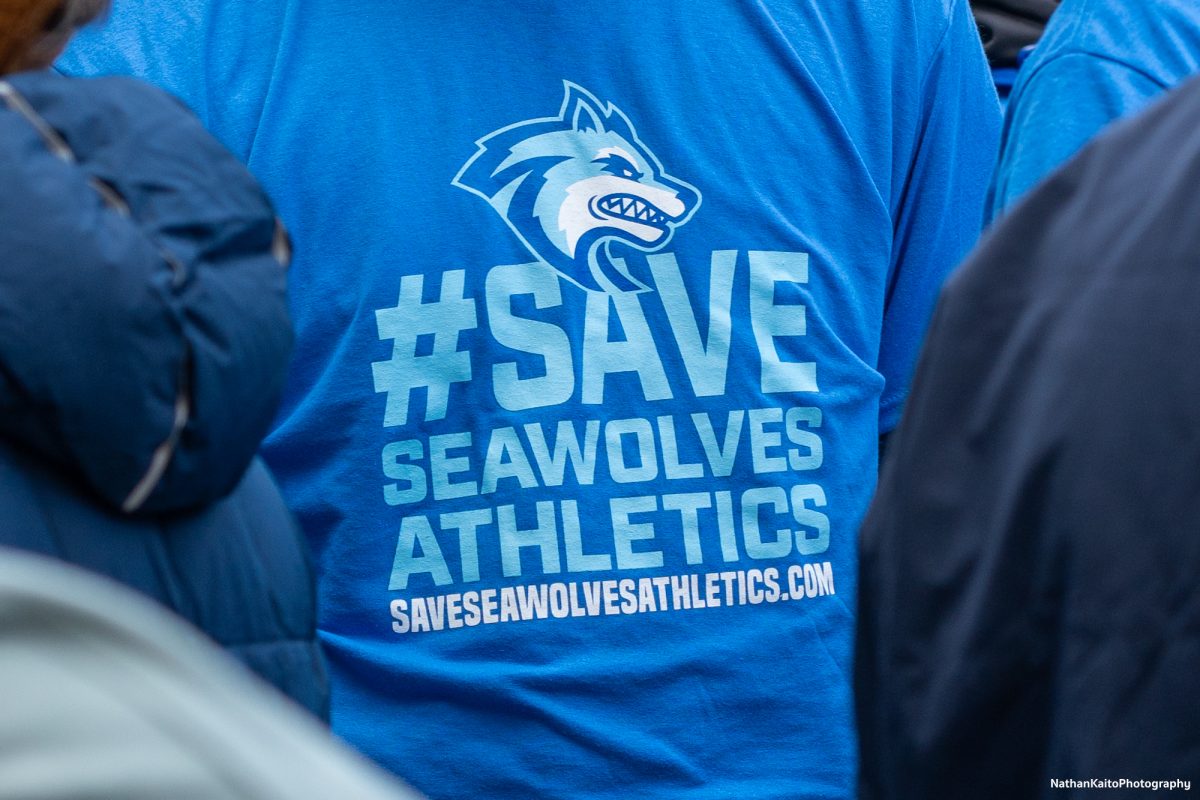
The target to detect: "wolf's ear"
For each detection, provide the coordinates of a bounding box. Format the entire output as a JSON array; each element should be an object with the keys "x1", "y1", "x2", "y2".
[
  {"x1": 604, "y1": 105, "x2": 637, "y2": 144},
  {"x1": 563, "y1": 83, "x2": 608, "y2": 134}
]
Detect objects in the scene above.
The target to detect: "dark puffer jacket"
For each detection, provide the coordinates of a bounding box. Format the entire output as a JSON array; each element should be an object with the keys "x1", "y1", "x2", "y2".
[{"x1": 0, "y1": 71, "x2": 328, "y2": 718}]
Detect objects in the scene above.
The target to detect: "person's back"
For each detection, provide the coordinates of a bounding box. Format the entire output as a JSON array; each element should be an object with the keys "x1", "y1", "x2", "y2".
[
  {"x1": 987, "y1": 0, "x2": 1200, "y2": 219},
  {"x1": 62, "y1": 2, "x2": 999, "y2": 797},
  {"x1": 858, "y1": 76, "x2": 1200, "y2": 798},
  {"x1": 0, "y1": 547, "x2": 419, "y2": 800}
]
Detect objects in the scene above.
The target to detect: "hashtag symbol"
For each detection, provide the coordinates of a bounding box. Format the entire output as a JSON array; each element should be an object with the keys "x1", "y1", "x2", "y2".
[{"x1": 373, "y1": 270, "x2": 478, "y2": 428}]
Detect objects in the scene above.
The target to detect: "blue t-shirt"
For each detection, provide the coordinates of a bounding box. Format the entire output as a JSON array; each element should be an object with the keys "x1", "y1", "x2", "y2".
[
  {"x1": 62, "y1": 2, "x2": 998, "y2": 798},
  {"x1": 987, "y1": 0, "x2": 1200, "y2": 221}
]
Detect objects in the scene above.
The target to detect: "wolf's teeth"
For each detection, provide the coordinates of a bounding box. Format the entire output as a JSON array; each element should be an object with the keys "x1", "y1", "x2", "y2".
[{"x1": 600, "y1": 195, "x2": 667, "y2": 225}]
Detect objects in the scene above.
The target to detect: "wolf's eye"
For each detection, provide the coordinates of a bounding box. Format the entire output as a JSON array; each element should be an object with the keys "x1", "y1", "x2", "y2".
[{"x1": 594, "y1": 154, "x2": 644, "y2": 181}]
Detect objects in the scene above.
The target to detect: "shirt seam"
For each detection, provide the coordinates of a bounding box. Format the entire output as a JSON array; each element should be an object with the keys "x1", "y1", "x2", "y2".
[
  {"x1": 1018, "y1": 50, "x2": 1173, "y2": 98},
  {"x1": 914, "y1": 0, "x2": 966, "y2": 103}
]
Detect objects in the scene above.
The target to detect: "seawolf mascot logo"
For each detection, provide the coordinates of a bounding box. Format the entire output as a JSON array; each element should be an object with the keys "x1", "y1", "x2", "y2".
[{"x1": 454, "y1": 82, "x2": 701, "y2": 294}]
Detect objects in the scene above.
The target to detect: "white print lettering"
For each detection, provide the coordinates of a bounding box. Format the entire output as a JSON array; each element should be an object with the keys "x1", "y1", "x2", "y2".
[
  {"x1": 387, "y1": 483, "x2": 830, "y2": 591},
  {"x1": 383, "y1": 403, "x2": 829, "y2": 592},
  {"x1": 382, "y1": 406, "x2": 823, "y2": 504},
  {"x1": 372, "y1": 250, "x2": 815, "y2": 427},
  {"x1": 373, "y1": 248, "x2": 843, "y2": 633},
  {"x1": 389, "y1": 564, "x2": 836, "y2": 635}
]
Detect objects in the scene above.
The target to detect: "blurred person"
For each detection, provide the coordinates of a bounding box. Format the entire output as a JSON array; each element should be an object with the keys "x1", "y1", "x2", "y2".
[
  {"x1": 0, "y1": 547, "x2": 422, "y2": 800},
  {"x1": 971, "y1": 0, "x2": 1060, "y2": 69},
  {"x1": 857, "y1": 76, "x2": 1200, "y2": 799},
  {"x1": 0, "y1": 0, "x2": 328, "y2": 718},
  {"x1": 969, "y1": 0, "x2": 1060, "y2": 104},
  {"x1": 60, "y1": 2, "x2": 1000, "y2": 797},
  {"x1": 987, "y1": 0, "x2": 1200, "y2": 219},
  {"x1": 0, "y1": 0, "x2": 105, "y2": 71}
]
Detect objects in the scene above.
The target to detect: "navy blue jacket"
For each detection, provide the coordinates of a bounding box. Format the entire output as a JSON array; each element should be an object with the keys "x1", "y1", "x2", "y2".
[
  {"x1": 857, "y1": 76, "x2": 1200, "y2": 798},
  {"x1": 0, "y1": 71, "x2": 328, "y2": 718}
]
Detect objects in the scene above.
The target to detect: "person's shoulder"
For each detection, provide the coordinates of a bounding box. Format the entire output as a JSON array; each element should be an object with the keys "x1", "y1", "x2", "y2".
[
  {"x1": 11, "y1": 70, "x2": 183, "y2": 112},
  {"x1": 83, "y1": 74, "x2": 192, "y2": 117},
  {"x1": 1022, "y1": 0, "x2": 1200, "y2": 79},
  {"x1": 757, "y1": 0, "x2": 967, "y2": 36},
  {"x1": 807, "y1": 0, "x2": 978, "y2": 68},
  {"x1": 1067, "y1": 73, "x2": 1200, "y2": 206},
  {"x1": 905, "y1": 0, "x2": 973, "y2": 31},
  {"x1": 8, "y1": 71, "x2": 199, "y2": 148},
  {"x1": 77, "y1": 74, "x2": 187, "y2": 112},
  {"x1": 977, "y1": 76, "x2": 1200, "y2": 299},
  {"x1": 902, "y1": 0, "x2": 988, "y2": 72}
]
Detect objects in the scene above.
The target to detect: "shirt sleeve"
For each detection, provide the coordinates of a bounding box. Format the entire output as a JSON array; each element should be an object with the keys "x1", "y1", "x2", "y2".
[
  {"x1": 879, "y1": 0, "x2": 1002, "y2": 433},
  {"x1": 986, "y1": 52, "x2": 1167, "y2": 220},
  {"x1": 0, "y1": 75, "x2": 293, "y2": 515}
]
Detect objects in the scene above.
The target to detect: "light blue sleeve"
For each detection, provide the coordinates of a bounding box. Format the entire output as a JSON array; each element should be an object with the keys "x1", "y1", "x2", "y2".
[
  {"x1": 986, "y1": 53, "x2": 1167, "y2": 221},
  {"x1": 879, "y1": 0, "x2": 1002, "y2": 433}
]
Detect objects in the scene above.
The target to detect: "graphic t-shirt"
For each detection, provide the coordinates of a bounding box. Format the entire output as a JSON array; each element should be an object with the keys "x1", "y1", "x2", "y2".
[{"x1": 62, "y1": 2, "x2": 999, "y2": 797}]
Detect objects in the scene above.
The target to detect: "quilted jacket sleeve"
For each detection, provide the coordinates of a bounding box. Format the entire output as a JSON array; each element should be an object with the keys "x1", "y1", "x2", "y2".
[{"x1": 0, "y1": 72, "x2": 292, "y2": 514}]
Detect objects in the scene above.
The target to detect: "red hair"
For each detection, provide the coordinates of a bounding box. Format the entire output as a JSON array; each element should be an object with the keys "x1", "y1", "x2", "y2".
[{"x1": 0, "y1": 0, "x2": 109, "y2": 75}]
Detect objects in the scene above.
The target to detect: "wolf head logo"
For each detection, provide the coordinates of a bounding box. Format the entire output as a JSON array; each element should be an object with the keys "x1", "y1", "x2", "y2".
[{"x1": 453, "y1": 82, "x2": 701, "y2": 294}]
